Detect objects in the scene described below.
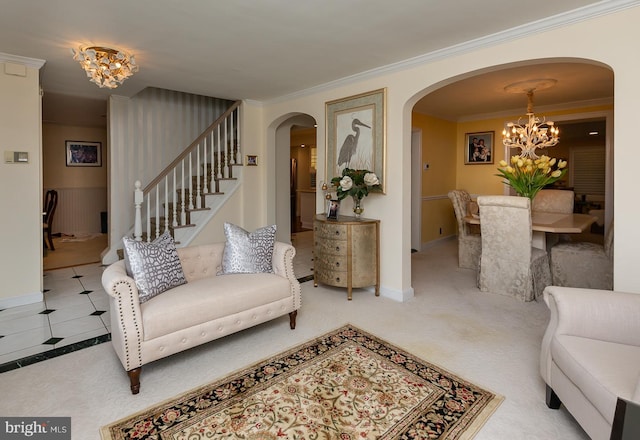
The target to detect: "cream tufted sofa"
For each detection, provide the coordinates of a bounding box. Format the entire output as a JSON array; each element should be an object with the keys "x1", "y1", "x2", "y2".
[{"x1": 102, "y1": 241, "x2": 301, "y2": 394}]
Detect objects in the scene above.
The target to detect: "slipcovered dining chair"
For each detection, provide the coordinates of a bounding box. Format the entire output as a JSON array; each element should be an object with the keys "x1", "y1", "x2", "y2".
[
  {"x1": 43, "y1": 189, "x2": 58, "y2": 250},
  {"x1": 532, "y1": 189, "x2": 574, "y2": 214},
  {"x1": 549, "y1": 221, "x2": 613, "y2": 290},
  {"x1": 477, "y1": 195, "x2": 552, "y2": 301},
  {"x1": 447, "y1": 189, "x2": 481, "y2": 270}
]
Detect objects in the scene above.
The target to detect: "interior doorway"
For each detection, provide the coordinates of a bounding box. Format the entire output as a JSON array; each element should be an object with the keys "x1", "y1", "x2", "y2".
[{"x1": 290, "y1": 124, "x2": 318, "y2": 233}]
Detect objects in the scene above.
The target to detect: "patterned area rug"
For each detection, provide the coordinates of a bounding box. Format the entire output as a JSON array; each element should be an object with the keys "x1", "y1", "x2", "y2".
[{"x1": 101, "y1": 325, "x2": 502, "y2": 439}]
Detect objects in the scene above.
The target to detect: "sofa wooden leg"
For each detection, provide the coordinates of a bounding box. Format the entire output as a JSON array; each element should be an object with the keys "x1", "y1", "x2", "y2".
[
  {"x1": 128, "y1": 368, "x2": 141, "y2": 395},
  {"x1": 546, "y1": 385, "x2": 561, "y2": 409},
  {"x1": 289, "y1": 311, "x2": 297, "y2": 329}
]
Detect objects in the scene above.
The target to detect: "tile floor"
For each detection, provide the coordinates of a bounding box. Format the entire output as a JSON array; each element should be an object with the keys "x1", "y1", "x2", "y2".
[{"x1": 0, "y1": 231, "x2": 315, "y2": 372}]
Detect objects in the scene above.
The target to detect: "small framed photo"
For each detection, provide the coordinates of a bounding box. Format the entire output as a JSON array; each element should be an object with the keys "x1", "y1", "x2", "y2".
[
  {"x1": 66, "y1": 141, "x2": 102, "y2": 167},
  {"x1": 246, "y1": 155, "x2": 258, "y2": 166},
  {"x1": 327, "y1": 199, "x2": 340, "y2": 220},
  {"x1": 465, "y1": 131, "x2": 494, "y2": 164}
]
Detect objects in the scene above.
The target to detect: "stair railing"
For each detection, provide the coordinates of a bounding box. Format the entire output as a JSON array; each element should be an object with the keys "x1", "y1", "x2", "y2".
[{"x1": 133, "y1": 101, "x2": 241, "y2": 241}]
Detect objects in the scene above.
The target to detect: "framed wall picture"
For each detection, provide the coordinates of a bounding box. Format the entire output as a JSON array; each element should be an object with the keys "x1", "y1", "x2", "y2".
[
  {"x1": 65, "y1": 141, "x2": 102, "y2": 167},
  {"x1": 246, "y1": 155, "x2": 258, "y2": 166},
  {"x1": 465, "y1": 131, "x2": 494, "y2": 164},
  {"x1": 326, "y1": 88, "x2": 386, "y2": 193}
]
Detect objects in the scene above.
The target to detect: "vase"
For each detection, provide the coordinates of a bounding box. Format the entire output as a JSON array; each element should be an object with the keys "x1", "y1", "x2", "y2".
[{"x1": 352, "y1": 196, "x2": 364, "y2": 218}]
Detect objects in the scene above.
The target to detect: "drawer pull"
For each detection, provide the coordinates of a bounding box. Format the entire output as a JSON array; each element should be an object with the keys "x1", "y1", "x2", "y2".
[
  {"x1": 335, "y1": 262, "x2": 340, "y2": 267},
  {"x1": 335, "y1": 230, "x2": 340, "y2": 235},
  {"x1": 336, "y1": 277, "x2": 340, "y2": 282},
  {"x1": 336, "y1": 246, "x2": 340, "y2": 252}
]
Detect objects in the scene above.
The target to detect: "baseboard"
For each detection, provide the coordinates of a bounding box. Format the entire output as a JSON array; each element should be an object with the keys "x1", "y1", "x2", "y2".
[
  {"x1": 0, "y1": 290, "x2": 43, "y2": 309},
  {"x1": 421, "y1": 235, "x2": 455, "y2": 251},
  {"x1": 379, "y1": 285, "x2": 415, "y2": 302}
]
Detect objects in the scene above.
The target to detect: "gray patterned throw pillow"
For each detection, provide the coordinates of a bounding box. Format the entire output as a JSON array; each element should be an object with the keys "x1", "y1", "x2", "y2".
[
  {"x1": 122, "y1": 231, "x2": 187, "y2": 303},
  {"x1": 219, "y1": 223, "x2": 276, "y2": 274}
]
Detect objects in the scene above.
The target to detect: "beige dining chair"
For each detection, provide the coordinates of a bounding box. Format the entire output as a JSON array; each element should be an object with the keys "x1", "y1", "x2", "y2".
[
  {"x1": 532, "y1": 189, "x2": 574, "y2": 214},
  {"x1": 447, "y1": 190, "x2": 481, "y2": 270},
  {"x1": 477, "y1": 195, "x2": 552, "y2": 301},
  {"x1": 532, "y1": 189, "x2": 575, "y2": 249},
  {"x1": 550, "y1": 221, "x2": 613, "y2": 290}
]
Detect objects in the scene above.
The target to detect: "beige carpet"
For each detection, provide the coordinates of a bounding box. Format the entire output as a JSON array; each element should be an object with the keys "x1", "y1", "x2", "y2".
[
  {"x1": 101, "y1": 325, "x2": 502, "y2": 440},
  {"x1": 1, "y1": 239, "x2": 589, "y2": 439},
  {"x1": 43, "y1": 234, "x2": 108, "y2": 270}
]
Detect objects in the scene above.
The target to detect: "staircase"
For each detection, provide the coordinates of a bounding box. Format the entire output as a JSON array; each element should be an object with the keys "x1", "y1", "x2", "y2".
[{"x1": 129, "y1": 101, "x2": 242, "y2": 246}]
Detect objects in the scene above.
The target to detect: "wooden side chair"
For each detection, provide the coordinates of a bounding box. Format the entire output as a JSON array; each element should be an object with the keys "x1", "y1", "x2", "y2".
[{"x1": 43, "y1": 189, "x2": 58, "y2": 250}]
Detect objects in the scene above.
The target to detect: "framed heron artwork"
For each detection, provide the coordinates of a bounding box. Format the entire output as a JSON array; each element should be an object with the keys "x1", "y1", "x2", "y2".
[{"x1": 326, "y1": 88, "x2": 386, "y2": 193}]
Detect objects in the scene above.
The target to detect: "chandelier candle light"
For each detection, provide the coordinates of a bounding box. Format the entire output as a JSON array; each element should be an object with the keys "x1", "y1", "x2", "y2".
[
  {"x1": 502, "y1": 79, "x2": 559, "y2": 159},
  {"x1": 499, "y1": 79, "x2": 567, "y2": 199},
  {"x1": 71, "y1": 46, "x2": 138, "y2": 89}
]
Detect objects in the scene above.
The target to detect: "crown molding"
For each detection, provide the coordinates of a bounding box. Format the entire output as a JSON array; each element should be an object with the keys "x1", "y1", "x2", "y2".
[
  {"x1": 457, "y1": 97, "x2": 614, "y2": 123},
  {"x1": 0, "y1": 52, "x2": 45, "y2": 69},
  {"x1": 265, "y1": 0, "x2": 640, "y2": 106}
]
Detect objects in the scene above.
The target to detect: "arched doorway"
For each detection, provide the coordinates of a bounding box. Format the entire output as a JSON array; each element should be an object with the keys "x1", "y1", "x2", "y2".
[
  {"x1": 408, "y1": 59, "x2": 614, "y2": 255},
  {"x1": 269, "y1": 113, "x2": 318, "y2": 280}
]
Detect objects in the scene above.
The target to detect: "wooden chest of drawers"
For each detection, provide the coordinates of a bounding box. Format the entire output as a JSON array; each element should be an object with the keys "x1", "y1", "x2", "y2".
[{"x1": 313, "y1": 214, "x2": 380, "y2": 300}]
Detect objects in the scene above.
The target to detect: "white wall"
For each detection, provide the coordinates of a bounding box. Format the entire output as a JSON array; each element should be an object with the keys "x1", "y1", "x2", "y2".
[
  {"x1": 257, "y1": 5, "x2": 640, "y2": 297},
  {"x1": 0, "y1": 55, "x2": 45, "y2": 307}
]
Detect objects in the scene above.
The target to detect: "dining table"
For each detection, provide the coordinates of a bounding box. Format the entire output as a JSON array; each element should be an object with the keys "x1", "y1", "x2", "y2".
[{"x1": 464, "y1": 211, "x2": 598, "y2": 250}]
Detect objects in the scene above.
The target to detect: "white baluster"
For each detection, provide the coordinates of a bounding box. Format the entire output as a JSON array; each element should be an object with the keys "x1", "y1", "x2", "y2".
[
  {"x1": 145, "y1": 193, "x2": 150, "y2": 242},
  {"x1": 188, "y1": 152, "x2": 194, "y2": 211},
  {"x1": 180, "y1": 160, "x2": 186, "y2": 226},
  {"x1": 134, "y1": 180, "x2": 143, "y2": 241},
  {"x1": 172, "y1": 169, "x2": 178, "y2": 227},
  {"x1": 196, "y1": 144, "x2": 201, "y2": 208},
  {"x1": 155, "y1": 185, "x2": 160, "y2": 239},
  {"x1": 236, "y1": 106, "x2": 241, "y2": 159},
  {"x1": 230, "y1": 112, "x2": 235, "y2": 165},
  {"x1": 217, "y1": 125, "x2": 224, "y2": 179},
  {"x1": 202, "y1": 137, "x2": 209, "y2": 195},
  {"x1": 164, "y1": 176, "x2": 169, "y2": 233}
]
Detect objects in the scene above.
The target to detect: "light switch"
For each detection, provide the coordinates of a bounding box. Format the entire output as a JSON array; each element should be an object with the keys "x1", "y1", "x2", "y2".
[{"x1": 4, "y1": 151, "x2": 29, "y2": 163}]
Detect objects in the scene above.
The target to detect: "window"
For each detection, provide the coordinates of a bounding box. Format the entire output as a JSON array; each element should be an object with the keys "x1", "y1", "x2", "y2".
[{"x1": 570, "y1": 146, "x2": 606, "y2": 196}]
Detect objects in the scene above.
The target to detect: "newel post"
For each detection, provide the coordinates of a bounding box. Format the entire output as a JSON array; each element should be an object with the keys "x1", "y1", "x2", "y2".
[{"x1": 134, "y1": 180, "x2": 143, "y2": 242}]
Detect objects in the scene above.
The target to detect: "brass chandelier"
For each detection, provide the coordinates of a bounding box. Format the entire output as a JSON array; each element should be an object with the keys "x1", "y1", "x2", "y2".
[
  {"x1": 71, "y1": 45, "x2": 138, "y2": 89},
  {"x1": 502, "y1": 79, "x2": 559, "y2": 159}
]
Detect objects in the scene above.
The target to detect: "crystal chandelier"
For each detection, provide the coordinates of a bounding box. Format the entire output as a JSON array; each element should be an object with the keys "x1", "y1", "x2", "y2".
[
  {"x1": 71, "y1": 46, "x2": 138, "y2": 89},
  {"x1": 502, "y1": 80, "x2": 559, "y2": 159}
]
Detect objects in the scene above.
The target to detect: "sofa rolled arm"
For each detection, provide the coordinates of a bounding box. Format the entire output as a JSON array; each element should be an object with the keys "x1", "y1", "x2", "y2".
[
  {"x1": 101, "y1": 260, "x2": 145, "y2": 371},
  {"x1": 543, "y1": 286, "x2": 640, "y2": 346},
  {"x1": 272, "y1": 241, "x2": 302, "y2": 310},
  {"x1": 541, "y1": 286, "x2": 640, "y2": 382}
]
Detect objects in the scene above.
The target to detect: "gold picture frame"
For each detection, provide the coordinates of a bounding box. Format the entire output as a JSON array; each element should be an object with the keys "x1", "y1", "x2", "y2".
[
  {"x1": 246, "y1": 155, "x2": 258, "y2": 166},
  {"x1": 326, "y1": 88, "x2": 386, "y2": 193}
]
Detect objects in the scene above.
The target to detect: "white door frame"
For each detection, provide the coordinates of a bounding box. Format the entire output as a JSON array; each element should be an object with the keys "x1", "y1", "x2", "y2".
[{"x1": 411, "y1": 129, "x2": 422, "y2": 251}]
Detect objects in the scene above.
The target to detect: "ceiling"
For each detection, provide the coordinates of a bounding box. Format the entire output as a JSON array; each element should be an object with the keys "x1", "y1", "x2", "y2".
[{"x1": 1, "y1": 0, "x2": 626, "y2": 126}]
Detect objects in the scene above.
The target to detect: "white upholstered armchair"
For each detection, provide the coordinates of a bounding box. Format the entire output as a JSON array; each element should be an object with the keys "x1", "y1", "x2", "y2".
[
  {"x1": 447, "y1": 190, "x2": 481, "y2": 270},
  {"x1": 477, "y1": 195, "x2": 551, "y2": 301},
  {"x1": 540, "y1": 286, "x2": 640, "y2": 440}
]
